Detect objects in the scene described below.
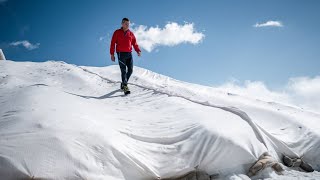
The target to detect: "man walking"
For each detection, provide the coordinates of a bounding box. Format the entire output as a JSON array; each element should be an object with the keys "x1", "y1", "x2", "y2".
[{"x1": 110, "y1": 18, "x2": 141, "y2": 95}]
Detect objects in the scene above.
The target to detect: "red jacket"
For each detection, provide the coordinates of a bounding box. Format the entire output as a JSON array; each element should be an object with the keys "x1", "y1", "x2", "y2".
[{"x1": 110, "y1": 28, "x2": 141, "y2": 55}]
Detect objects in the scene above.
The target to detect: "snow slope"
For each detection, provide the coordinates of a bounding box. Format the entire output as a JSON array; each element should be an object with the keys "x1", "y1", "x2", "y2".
[{"x1": 0, "y1": 60, "x2": 319, "y2": 180}]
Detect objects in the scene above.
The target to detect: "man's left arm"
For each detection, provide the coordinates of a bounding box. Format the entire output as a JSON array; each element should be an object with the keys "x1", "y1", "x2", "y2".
[{"x1": 132, "y1": 33, "x2": 141, "y2": 56}]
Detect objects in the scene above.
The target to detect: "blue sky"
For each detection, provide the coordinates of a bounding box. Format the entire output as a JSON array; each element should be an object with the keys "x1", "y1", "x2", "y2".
[{"x1": 1, "y1": 0, "x2": 320, "y2": 89}]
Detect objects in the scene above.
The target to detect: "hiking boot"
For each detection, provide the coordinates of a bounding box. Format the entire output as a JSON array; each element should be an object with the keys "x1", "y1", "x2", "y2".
[{"x1": 123, "y1": 85, "x2": 129, "y2": 92}]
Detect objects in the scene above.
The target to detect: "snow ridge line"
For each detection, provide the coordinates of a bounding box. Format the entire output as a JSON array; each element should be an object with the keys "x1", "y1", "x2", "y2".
[{"x1": 77, "y1": 66, "x2": 300, "y2": 158}]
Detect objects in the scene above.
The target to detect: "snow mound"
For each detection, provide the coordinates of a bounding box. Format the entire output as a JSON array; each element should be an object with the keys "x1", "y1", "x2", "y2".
[{"x1": 0, "y1": 60, "x2": 319, "y2": 180}]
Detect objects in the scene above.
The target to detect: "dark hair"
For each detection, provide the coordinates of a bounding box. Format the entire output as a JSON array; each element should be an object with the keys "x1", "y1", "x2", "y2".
[{"x1": 122, "y1": 18, "x2": 129, "y2": 23}]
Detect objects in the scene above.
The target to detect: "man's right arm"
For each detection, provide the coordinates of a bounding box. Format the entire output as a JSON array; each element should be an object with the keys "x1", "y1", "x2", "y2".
[{"x1": 110, "y1": 31, "x2": 117, "y2": 61}]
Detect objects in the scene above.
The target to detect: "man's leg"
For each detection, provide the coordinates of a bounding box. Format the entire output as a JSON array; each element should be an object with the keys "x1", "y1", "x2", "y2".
[
  {"x1": 126, "y1": 53, "x2": 133, "y2": 83},
  {"x1": 117, "y1": 52, "x2": 128, "y2": 86}
]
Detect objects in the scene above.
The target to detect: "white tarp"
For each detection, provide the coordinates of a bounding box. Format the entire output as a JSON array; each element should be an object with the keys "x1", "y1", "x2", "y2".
[{"x1": 0, "y1": 60, "x2": 319, "y2": 180}]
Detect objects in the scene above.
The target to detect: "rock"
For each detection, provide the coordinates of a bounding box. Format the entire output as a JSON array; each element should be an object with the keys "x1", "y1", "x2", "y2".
[
  {"x1": 283, "y1": 155, "x2": 302, "y2": 167},
  {"x1": 248, "y1": 152, "x2": 283, "y2": 177},
  {"x1": 282, "y1": 155, "x2": 314, "y2": 172},
  {"x1": 0, "y1": 49, "x2": 6, "y2": 60},
  {"x1": 300, "y1": 159, "x2": 314, "y2": 172}
]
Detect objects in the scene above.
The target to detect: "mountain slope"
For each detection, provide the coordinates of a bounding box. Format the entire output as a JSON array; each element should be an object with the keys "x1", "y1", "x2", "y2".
[{"x1": 0, "y1": 60, "x2": 319, "y2": 180}]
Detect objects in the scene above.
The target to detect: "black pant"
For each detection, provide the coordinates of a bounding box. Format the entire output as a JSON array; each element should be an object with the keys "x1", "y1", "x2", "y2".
[{"x1": 117, "y1": 52, "x2": 133, "y2": 86}]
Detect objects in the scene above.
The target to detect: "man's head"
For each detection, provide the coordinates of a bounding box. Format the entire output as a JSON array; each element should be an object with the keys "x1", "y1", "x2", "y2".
[{"x1": 121, "y1": 18, "x2": 130, "y2": 31}]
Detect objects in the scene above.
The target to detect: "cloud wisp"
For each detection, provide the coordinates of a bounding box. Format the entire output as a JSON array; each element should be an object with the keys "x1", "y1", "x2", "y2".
[
  {"x1": 10, "y1": 40, "x2": 40, "y2": 50},
  {"x1": 254, "y1": 20, "x2": 283, "y2": 28}
]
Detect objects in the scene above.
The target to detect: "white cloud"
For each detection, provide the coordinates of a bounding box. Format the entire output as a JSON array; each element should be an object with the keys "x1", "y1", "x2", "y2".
[
  {"x1": 131, "y1": 22, "x2": 205, "y2": 52},
  {"x1": 254, "y1": 20, "x2": 283, "y2": 28},
  {"x1": 214, "y1": 76, "x2": 320, "y2": 113},
  {"x1": 217, "y1": 80, "x2": 290, "y2": 103},
  {"x1": 10, "y1": 40, "x2": 40, "y2": 50},
  {"x1": 286, "y1": 76, "x2": 320, "y2": 112}
]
